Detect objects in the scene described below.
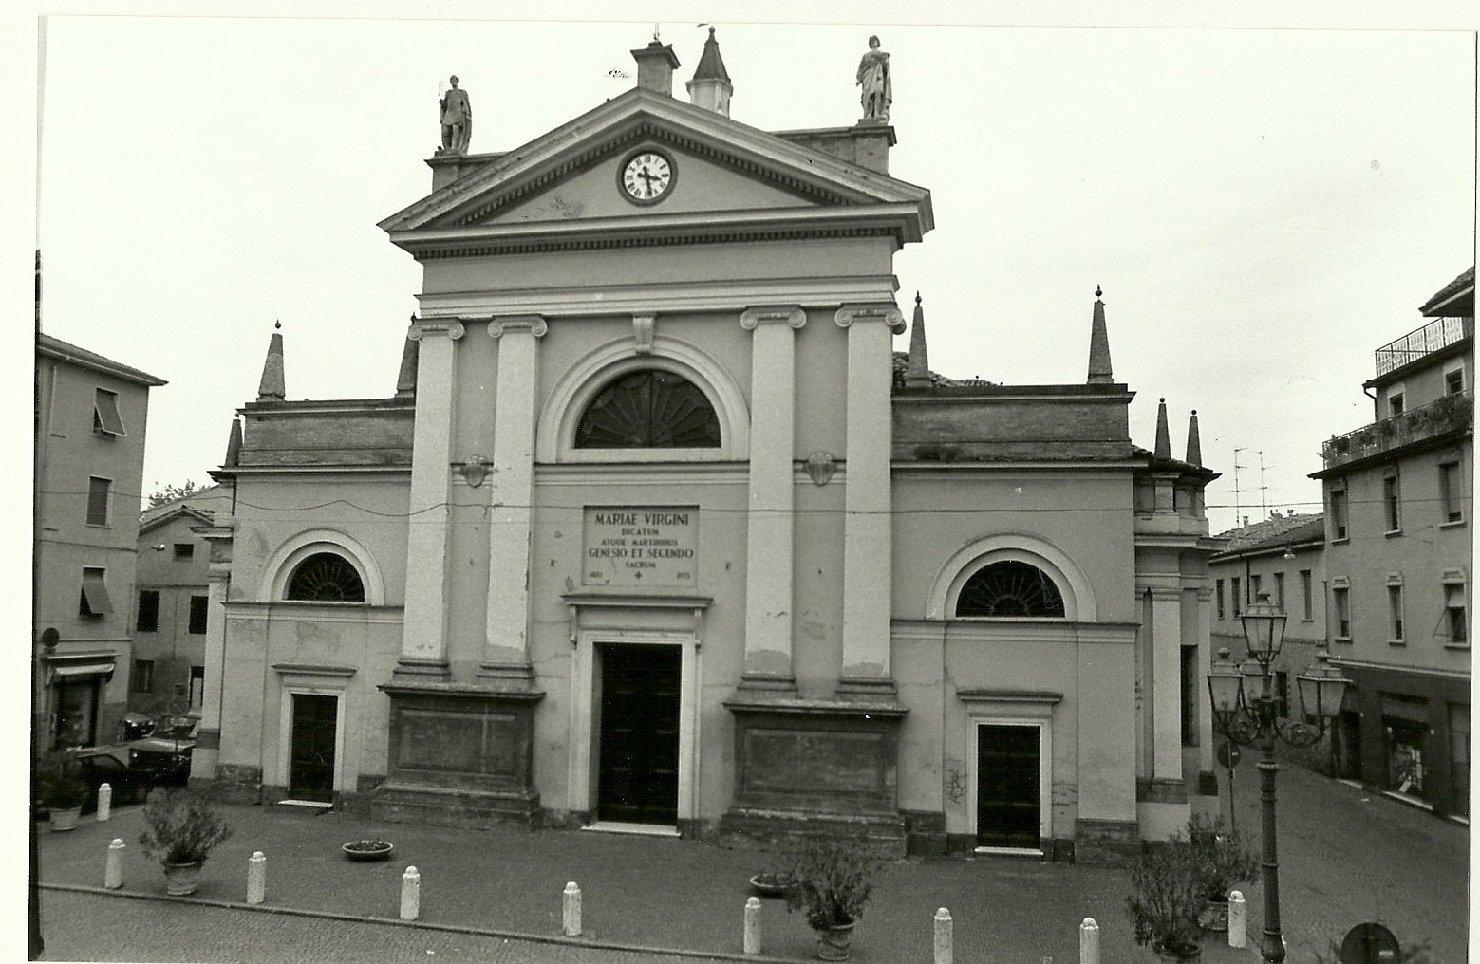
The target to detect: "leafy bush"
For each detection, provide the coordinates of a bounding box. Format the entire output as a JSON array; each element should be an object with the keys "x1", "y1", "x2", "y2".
[
  {"x1": 1187, "y1": 814, "x2": 1259, "y2": 900},
  {"x1": 784, "y1": 839, "x2": 884, "y2": 931},
  {"x1": 1126, "y1": 835, "x2": 1205, "y2": 961},
  {"x1": 36, "y1": 751, "x2": 86, "y2": 809},
  {"x1": 138, "y1": 788, "x2": 233, "y2": 865}
]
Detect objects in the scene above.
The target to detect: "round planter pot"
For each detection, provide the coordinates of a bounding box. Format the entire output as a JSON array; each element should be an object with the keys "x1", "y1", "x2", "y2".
[
  {"x1": 342, "y1": 841, "x2": 395, "y2": 862},
  {"x1": 47, "y1": 805, "x2": 83, "y2": 832},
  {"x1": 814, "y1": 920, "x2": 855, "y2": 961},
  {"x1": 748, "y1": 875, "x2": 795, "y2": 899},
  {"x1": 162, "y1": 860, "x2": 203, "y2": 896}
]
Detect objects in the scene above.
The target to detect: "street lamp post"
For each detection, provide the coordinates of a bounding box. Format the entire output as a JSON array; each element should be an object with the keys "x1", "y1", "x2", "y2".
[{"x1": 1207, "y1": 592, "x2": 1350, "y2": 964}]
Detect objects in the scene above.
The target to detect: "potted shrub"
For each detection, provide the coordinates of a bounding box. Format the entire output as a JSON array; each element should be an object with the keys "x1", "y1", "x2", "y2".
[
  {"x1": 138, "y1": 788, "x2": 233, "y2": 896},
  {"x1": 36, "y1": 751, "x2": 87, "y2": 831},
  {"x1": 1127, "y1": 835, "x2": 1206, "y2": 962},
  {"x1": 784, "y1": 839, "x2": 884, "y2": 961},
  {"x1": 748, "y1": 862, "x2": 797, "y2": 899},
  {"x1": 1188, "y1": 815, "x2": 1259, "y2": 931}
]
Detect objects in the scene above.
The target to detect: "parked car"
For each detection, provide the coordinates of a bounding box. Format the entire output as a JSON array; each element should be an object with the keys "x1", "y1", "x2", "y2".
[
  {"x1": 126, "y1": 716, "x2": 197, "y2": 786},
  {"x1": 73, "y1": 749, "x2": 153, "y2": 812}
]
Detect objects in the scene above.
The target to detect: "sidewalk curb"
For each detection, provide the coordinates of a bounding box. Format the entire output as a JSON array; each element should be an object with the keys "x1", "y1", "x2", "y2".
[{"x1": 41, "y1": 883, "x2": 814, "y2": 963}]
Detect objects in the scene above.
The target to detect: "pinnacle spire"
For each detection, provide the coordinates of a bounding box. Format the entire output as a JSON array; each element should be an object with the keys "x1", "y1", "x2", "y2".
[
  {"x1": 1186, "y1": 410, "x2": 1203, "y2": 466},
  {"x1": 1154, "y1": 397, "x2": 1172, "y2": 459},
  {"x1": 1087, "y1": 285, "x2": 1114, "y2": 384},
  {"x1": 685, "y1": 26, "x2": 733, "y2": 115},
  {"x1": 396, "y1": 328, "x2": 419, "y2": 398},
  {"x1": 904, "y1": 291, "x2": 932, "y2": 388},
  {"x1": 256, "y1": 326, "x2": 285, "y2": 400},
  {"x1": 223, "y1": 417, "x2": 243, "y2": 467}
]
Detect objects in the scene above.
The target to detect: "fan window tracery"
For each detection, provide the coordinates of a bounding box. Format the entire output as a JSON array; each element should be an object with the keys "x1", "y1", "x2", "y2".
[
  {"x1": 956, "y1": 561, "x2": 1066, "y2": 618},
  {"x1": 286, "y1": 552, "x2": 366, "y2": 602},
  {"x1": 574, "y1": 369, "x2": 721, "y2": 449}
]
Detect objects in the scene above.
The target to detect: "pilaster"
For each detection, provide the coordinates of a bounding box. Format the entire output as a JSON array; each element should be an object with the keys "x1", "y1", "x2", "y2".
[
  {"x1": 833, "y1": 304, "x2": 905, "y2": 697},
  {"x1": 191, "y1": 521, "x2": 234, "y2": 784},
  {"x1": 738, "y1": 306, "x2": 805, "y2": 690},
  {"x1": 396, "y1": 319, "x2": 465, "y2": 679},
  {"x1": 481, "y1": 315, "x2": 548, "y2": 685},
  {"x1": 1148, "y1": 585, "x2": 1184, "y2": 779}
]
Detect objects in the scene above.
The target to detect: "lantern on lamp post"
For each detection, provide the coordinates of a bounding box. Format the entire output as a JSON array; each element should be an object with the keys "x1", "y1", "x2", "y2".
[{"x1": 1207, "y1": 593, "x2": 1350, "y2": 964}]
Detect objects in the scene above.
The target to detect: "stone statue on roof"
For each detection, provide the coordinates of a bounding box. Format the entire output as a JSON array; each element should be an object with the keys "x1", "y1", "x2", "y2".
[
  {"x1": 437, "y1": 75, "x2": 473, "y2": 156},
  {"x1": 856, "y1": 35, "x2": 891, "y2": 122}
]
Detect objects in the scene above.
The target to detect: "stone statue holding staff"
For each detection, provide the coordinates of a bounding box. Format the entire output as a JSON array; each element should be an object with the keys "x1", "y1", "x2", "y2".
[
  {"x1": 438, "y1": 75, "x2": 473, "y2": 155},
  {"x1": 856, "y1": 35, "x2": 891, "y2": 122}
]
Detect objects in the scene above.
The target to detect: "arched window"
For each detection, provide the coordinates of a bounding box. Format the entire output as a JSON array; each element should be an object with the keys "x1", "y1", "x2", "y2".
[
  {"x1": 286, "y1": 552, "x2": 366, "y2": 602},
  {"x1": 955, "y1": 561, "x2": 1066, "y2": 618},
  {"x1": 574, "y1": 369, "x2": 721, "y2": 449}
]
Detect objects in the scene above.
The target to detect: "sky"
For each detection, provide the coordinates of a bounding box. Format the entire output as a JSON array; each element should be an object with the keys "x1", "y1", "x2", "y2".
[{"x1": 19, "y1": 10, "x2": 1480, "y2": 537}]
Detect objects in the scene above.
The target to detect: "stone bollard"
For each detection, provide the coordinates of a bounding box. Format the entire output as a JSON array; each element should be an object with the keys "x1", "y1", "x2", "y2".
[
  {"x1": 1227, "y1": 891, "x2": 1247, "y2": 948},
  {"x1": 97, "y1": 783, "x2": 112, "y2": 822},
  {"x1": 562, "y1": 881, "x2": 582, "y2": 937},
  {"x1": 401, "y1": 866, "x2": 421, "y2": 920},
  {"x1": 743, "y1": 896, "x2": 761, "y2": 954},
  {"x1": 1079, "y1": 918, "x2": 1099, "y2": 964},
  {"x1": 104, "y1": 839, "x2": 124, "y2": 889},
  {"x1": 934, "y1": 907, "x2": 952, "y2": 964},
  {"x1": 247, "y1": 851, "x2": 266, "y2": 905}
]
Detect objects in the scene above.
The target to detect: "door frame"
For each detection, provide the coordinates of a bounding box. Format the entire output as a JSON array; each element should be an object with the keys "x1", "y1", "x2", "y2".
[
  {"x1": 275, "y1": 674, "x2": 350, "y2": 801},
  {"x1": 968, "y1": 716, "x2": 1052, "y2": 854},
  {"x1": 569, "y1": 629, "x2": 699, "y2": 824}
]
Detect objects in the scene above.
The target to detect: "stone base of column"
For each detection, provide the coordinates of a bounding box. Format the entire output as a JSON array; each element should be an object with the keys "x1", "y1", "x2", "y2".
[
  {"x1": 736, "y1": 673, "x2": 797, "y2": 693},
  {"x1": 1073, "y1": 818, "x2": 1139, "y2": 866},
  {"x1": 476, "y1": 662, "x2": 538, "y2": 692},
  {"x1": 834, "y1": 675, "x2": 898, "y2": 700},
  {"x1": 391, "y1": 658, "x2": 451, "y2": 682}
]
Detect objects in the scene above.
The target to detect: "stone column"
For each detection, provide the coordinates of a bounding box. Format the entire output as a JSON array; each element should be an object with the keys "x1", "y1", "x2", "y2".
[
  {"x1": 739, "y1": 306, "x2": 805, "y2": 690},
  {"x1": 481, "y1": 315, "x2": 548, "y2": 684},
  {"x1": 397, "y1": 319, "x2": 464, "y2": 678},
  {"x1": 1195, "y1": 585, "x2": 1216, "y2": 782},
  {"x1": 191, "y1": 522, "x2": 234, "y2": 784},
  {"x1": 833, "y1": 304, "x2": 904, "y2": 697},
  {"x1": 1149, "y1": 586, "x2": 1184, "y2": 778}
]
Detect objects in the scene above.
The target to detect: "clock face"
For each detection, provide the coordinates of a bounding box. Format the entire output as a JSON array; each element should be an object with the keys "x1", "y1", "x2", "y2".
[{"x1": 621, "y1": 152, "x2": 674, "y2": 203}]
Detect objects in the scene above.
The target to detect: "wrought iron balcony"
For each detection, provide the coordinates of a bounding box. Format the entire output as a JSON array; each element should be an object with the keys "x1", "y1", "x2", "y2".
[
  {"x1": 1321, "y1": 389, "x2": 1473, "y2": 468},
  {"x1": 1374, "y1": 316, "x2": 1473, "y2": 377}
]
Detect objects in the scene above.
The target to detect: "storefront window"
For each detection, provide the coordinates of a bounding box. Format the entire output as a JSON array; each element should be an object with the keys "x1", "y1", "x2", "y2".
[{"x1": 1451, "y1": 704, "x2": 1470, "y2": 819}]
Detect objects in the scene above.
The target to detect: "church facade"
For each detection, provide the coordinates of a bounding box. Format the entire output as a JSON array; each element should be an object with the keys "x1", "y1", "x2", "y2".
[{"x1": 194, "y1": 34, "x2": 1220, "y2": 861}]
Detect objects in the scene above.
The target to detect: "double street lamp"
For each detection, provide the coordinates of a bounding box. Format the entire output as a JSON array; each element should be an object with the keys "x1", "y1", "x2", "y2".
[{"x1": 1207, "y1": 592, "x2": 1351, "y2": 964}]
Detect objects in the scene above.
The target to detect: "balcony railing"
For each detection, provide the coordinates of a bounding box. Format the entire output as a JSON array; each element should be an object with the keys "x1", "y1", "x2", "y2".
[
  {"x1": 1321, "y1": 389, "x2": 1474, "y2": 467},
  {"x1": 1374, "y1": 316, "x2": 1473, "y2": 377}
]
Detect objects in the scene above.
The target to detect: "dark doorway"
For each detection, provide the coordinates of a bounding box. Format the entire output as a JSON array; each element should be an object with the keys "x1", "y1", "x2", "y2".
[
  {"x1": 976, "y1": 723, "x2": 1041, "y2": 849},
  {"x1": 53, "y1": 679, "x2": 101, "y2": 749},
  {"x1": 288, "y1": 694, "x2": 337, "y2": 803},
  {"x1": 597, "y1": 643, "x2": 681, "y2": 824}
]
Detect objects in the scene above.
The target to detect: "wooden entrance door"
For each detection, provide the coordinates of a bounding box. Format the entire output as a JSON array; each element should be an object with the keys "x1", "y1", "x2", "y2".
[
  {"x1": 288, "y1": 694, "x2": 337, "y2": 802},
  {"x1": 597, "y1": 643, "x2": 681, "y2": 824},
  {"x1": 976, "y1": 723, "x2": 1041, "y2": 849}
]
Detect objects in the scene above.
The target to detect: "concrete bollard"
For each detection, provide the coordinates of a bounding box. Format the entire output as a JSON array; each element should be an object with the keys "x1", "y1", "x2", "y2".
[
  {"x1": 247, "y1": 851, "x2": 266, "y2": 904},
  {"x1": 1227, "y1": 891, "x2": 1247, "y2": 948},
  {"x1": 562, "y1": 881, "x2": 582, "y2": 937},
  {"x1": 934, "y1": 907, "x2": 952, "y2": 964},
  {"x1": 743, "y1": 896, "x2": 761, "y2": 954},
  {"x1": 1079, "y1": 917, "x2": 1099, "y2": 964},
  {"x1": 401, "y1": 866, "x2": 421, "y2": 920},
  {"x1": 104, "y1": 839, "x2": 124, "y2": 889},
  {"x1": 97, "y1": 783, "x2": 112, "y2": 822}
]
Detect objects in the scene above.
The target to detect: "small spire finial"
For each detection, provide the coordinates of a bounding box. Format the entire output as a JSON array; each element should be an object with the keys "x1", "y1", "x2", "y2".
[
  {"x1": 915, "y1": 291, "x2": 922, "y2": 306},
  {"x1": 1095, "y1": 285, "x2": 1102, "y2": 299},
  {"x1": 1153, "y1": 398, "x2": 1172, "y2": 459},
  {"x1": 1186, "y1": 409, "x2": 1203, "y2": 466},
  {"x1": 274, "y1": 319, "x2": 282, "y2": 330},
  {"x1": 904, "y1": 291, "x2": 932, "y2": 389}
]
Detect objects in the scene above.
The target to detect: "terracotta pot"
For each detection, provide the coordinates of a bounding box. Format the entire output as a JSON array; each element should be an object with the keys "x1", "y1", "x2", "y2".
[
  {"x1": 343, "y1": 841, "x2": 395, "y2": 862},
  {"x1": 162, "y1": 860, "x2": 203, "y2": 896},
  {"x1": 48, "y1": 805, "x2": 83, "y2": 832},
  {"x1": 748, "y1": 874, "x2": 795, "y2": 899},
  {"x1": 815, "y1": 919, "x2": 855, "y2": 961}
]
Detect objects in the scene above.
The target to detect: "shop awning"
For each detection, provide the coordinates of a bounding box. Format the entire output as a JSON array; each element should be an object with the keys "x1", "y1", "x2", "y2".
[{"x1": 46, "y1": 652, "x2": 117, "y2": 681}]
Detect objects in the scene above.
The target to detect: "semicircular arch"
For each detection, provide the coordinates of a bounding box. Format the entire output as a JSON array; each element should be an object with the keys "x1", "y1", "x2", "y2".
[
  {"x1": 260, "y1": 528, "x2": 386, "y2": 605},
  {"x1": 926, "y1": 533, "x2": 1095, "y2": 621}
]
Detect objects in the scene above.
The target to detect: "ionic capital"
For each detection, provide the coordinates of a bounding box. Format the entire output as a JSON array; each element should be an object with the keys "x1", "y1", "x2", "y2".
[
  {"x1": 834, "y1": 304, "x2": 905, "y2": 335},
  {"x1": 408, "y1": 319, "x2": 466, "y2": 342},
  {"x1": 489, "y1": 315, "x2": 549, "y2": 339},
  {"x1": 740, "y1": 306, "x2": 807, "y2": 331}
]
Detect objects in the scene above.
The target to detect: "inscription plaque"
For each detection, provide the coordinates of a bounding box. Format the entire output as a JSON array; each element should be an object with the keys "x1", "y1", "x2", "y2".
[{"x1": 583, "y1": 506, "x2": 699, "y2": 587}]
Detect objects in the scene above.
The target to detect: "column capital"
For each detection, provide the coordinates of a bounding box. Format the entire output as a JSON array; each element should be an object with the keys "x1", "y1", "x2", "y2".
[
  {"x1": 834, "y1": 304, "x2": 905, "y2": 335},
  {"x1": 740, "y1": 306, "x2": 806, "y2": 331},
  {"x1": 489, "y1": 315, "x2": 549, "y2": 339},
  {"x1": 1147, "y1": 586, "x2": 1183, "y2": 602},
  {"x1": 408, "y1": 319, "x2": 466, "y2": 342}
]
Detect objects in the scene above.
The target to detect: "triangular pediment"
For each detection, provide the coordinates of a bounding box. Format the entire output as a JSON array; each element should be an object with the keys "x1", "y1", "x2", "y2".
[{"x1": 379, "y1": 88, "x2": 931, "y2": 248}]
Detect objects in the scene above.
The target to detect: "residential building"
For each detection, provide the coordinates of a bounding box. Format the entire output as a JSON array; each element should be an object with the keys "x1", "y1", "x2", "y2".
[
  {"x1": 1312, "y1": 267, "x2": 1473, "y2": 820},
  {"x1": 131, "y1": 485, "x2": 234, "y2": 716},
  {"x1": 195, "y1": 33, "x2": 1221, "y2": 860},
  {"x1": 1208, "y1": 512, "x2": 1328, "y2": 762},
  {"x1": 34, "y1": 331, "x2": 166, "y2": 751}
]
